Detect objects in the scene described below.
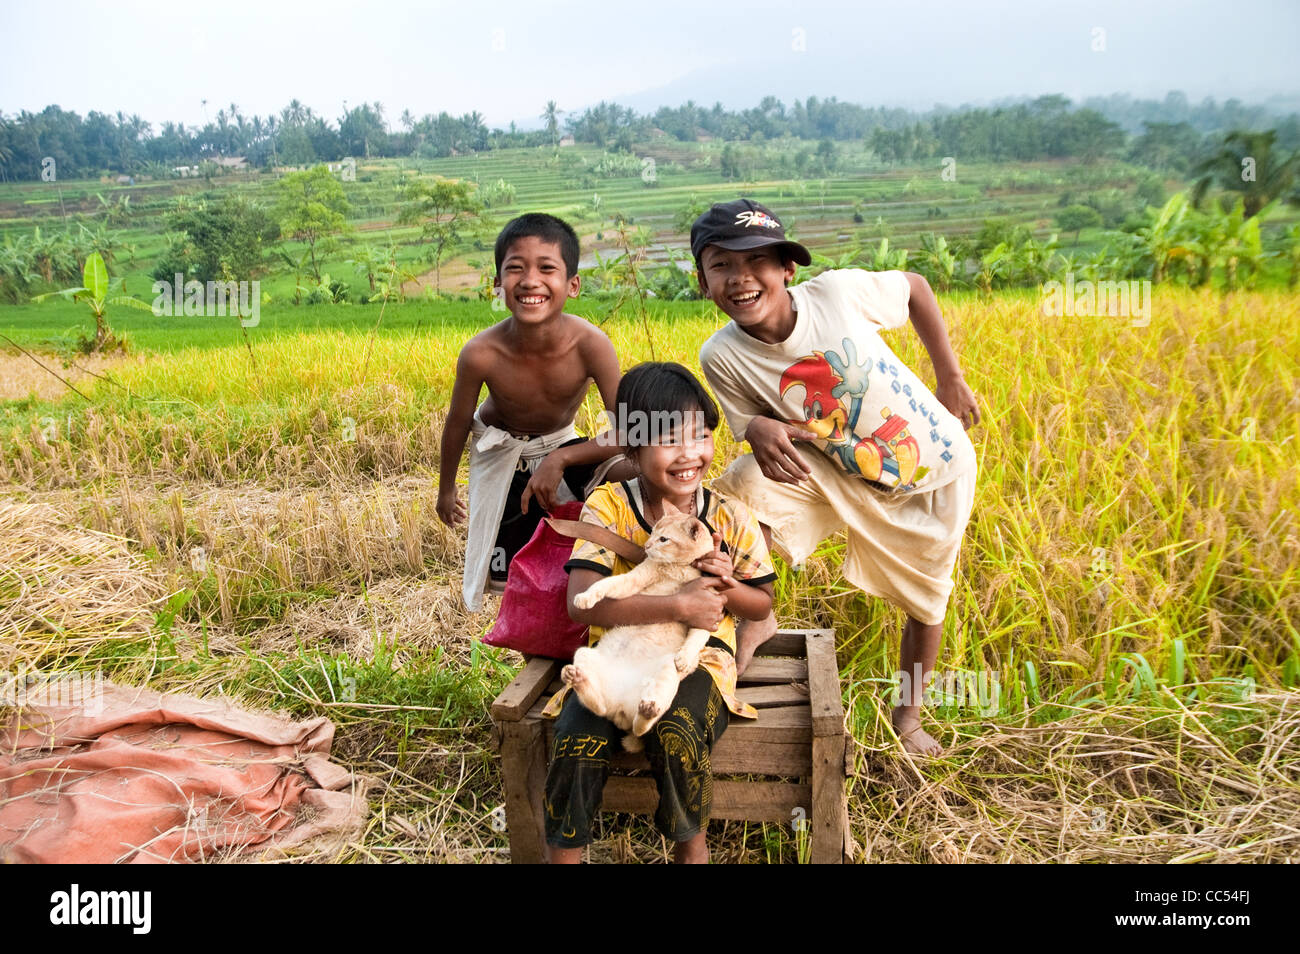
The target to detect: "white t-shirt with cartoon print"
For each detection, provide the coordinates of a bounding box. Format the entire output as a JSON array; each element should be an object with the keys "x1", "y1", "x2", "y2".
[{"x1": 700, "y1": 268, "x2": 977, "y2": 494}]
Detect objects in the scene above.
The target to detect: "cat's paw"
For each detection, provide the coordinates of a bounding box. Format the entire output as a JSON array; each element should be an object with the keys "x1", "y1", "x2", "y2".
[
  {"x1": 637, "y1": 698, "x2": 661, "y2": 719},
  {"x1": 674, "y1": 649, "x2": 700, "y2": 676},
  {"x1": 561, "y1": 664, "x2": 585, "y2": 689},
  {"x1": 573, "y1": 589, "x2": 600, "y2": 610}
]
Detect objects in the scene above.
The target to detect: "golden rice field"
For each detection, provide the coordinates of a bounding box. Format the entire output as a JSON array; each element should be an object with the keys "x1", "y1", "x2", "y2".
[{"x1": 2, "y1": 285, "x2": 1297, "y2": 862}]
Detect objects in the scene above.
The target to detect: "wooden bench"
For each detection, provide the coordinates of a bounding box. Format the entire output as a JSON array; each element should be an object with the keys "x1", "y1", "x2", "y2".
[{"x1": 489, "y1": 628, "x2": 851, "y2": 863}]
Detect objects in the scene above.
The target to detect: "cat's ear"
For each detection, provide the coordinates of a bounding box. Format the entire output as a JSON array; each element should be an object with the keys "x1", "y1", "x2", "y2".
[
  {"x1": 661, "y1": 499, "x2": 680, "y2": 516},
  {"x1": 688, "y1": 522, "x2": 701, "y2": 539}
]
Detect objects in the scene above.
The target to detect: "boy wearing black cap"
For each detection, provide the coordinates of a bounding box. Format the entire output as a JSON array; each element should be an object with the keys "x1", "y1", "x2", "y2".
[{"x1": 692, "y1": 199, "x2": 981, "y2": 755}]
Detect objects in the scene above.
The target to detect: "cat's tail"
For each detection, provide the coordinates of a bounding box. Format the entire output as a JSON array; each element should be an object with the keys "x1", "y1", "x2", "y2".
[{"x1": 621, "y1": 734, "x2": 645, "y2": 753}]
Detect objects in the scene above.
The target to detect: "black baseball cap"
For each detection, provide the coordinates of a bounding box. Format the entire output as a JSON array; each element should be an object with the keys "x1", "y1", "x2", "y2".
[{"x1": 690, "y1": 199, "x2": 812, "y2": 266}]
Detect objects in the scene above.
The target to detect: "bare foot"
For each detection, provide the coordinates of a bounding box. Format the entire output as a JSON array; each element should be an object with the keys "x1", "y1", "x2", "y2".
[
  {"x1": 736, "y1": 612, "x2": 776, "y2": 677},
  {"x1": 891, "y1": 707, "x2": 943, "y2": 756},
  {"x1": 673, "y1": 832, "x2": 709, "y2": 864}
]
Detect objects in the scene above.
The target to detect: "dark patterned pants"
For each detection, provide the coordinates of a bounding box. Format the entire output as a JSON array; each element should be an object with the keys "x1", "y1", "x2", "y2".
[{"x1": 543, "y1": 667, "x2": 729, "y2": 848}]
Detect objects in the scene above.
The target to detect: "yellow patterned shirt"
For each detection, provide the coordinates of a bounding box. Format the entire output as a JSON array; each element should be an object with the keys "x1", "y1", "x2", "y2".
[{"x1": 540, "y1": 478, "x2": 777, "y2": 721}]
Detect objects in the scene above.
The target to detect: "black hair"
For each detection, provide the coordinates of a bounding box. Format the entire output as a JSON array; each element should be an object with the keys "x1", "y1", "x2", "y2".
[
  {"x1": 494, "y1": 213, "x2": 580, "y2": 278},
  {"x1": 615, "y1": 362, "x2": 720, "y2": 449}
]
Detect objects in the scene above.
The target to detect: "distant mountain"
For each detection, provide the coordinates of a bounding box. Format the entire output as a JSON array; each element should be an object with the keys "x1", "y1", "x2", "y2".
[{"x1": 506, "y1": 16, "x2": 1300, "y2": 129}]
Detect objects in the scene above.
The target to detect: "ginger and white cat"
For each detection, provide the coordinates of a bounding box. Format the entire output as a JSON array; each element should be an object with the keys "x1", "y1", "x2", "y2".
[{"x1": 563, "y1": 500, "x2": 717, "y2": 746}]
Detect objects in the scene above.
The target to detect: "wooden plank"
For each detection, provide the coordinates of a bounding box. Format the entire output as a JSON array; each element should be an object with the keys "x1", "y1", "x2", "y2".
[
  {"x1": 755, "y1": 631, "x2": 809, "y2": 657},
  {"x1": 491, "y1": 657, "x2": 561, "y2": 722},
  {"x1": 715, "y1": 738, "x2": 813, "y2": 776},
  {"x1": 804, "y1": 629, "x2": 845, "y2": 737},
  {"x1": 724, "y1": 705, "x2": 811, "y2": 744},
  {"x1": 600, "y1": 777, "x2": 811, "y2": 823},
  {"x1": 737, "y1": 683, "x2": 810, "y2": 708},
  {"x1": 604, "y1": 737, "x2": 812, "y2": 776},
  {"x1": 737, "y1": 657, "x2": 807, "y2": 685},
  {"x1": 810, "y1": 732, "x2": 848, "y2": 864},
  {"x1": 500, "y1": 720, "x2": 550, "y2": 864}
]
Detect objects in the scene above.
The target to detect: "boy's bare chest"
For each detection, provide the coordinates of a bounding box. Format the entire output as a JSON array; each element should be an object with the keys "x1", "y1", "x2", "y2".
[{"x1": 481, "y1": 349, "x2": 593, "y2": 431}]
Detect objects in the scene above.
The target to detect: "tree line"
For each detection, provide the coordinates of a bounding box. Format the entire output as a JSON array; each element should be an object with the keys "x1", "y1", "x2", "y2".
[{"x1": 2, "y1": 91, "x2": 1297, "y2": 182}]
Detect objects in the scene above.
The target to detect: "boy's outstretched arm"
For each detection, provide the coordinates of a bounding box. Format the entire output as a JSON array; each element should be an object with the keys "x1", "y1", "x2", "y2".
[
  {"x1": 521, "y1": 327, "x2": 624, "y2": 513},
  {"x1": 902, "y1": 271, "x2": 980, "y2": 430},
  {"x1": 436, "y1": 348, "x2": 484, "y2": 526}
]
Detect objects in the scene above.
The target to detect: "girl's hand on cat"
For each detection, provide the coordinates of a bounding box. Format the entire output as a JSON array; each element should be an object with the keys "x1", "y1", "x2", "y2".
[
  {"x1": 675, "y1": 577, "x2": 729, "y2": 631},
  {"x1": 693, "y1": 532, "x2": 735, "y2": 583}
]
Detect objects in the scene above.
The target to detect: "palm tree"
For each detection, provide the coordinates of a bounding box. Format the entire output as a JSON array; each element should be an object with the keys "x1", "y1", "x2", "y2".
[
  {"x1": 541, "y1": 101, "x2": 563, "y2": 147},
  {"x1": 1191, "y1": 130, "x2": 1300, "y2": 219},
  {"x1": 0, "y1": 114, "x2": 13, "y2": 182},
  {"x1": 282, "y1": 99, "x2": 307, "y2": 126}
]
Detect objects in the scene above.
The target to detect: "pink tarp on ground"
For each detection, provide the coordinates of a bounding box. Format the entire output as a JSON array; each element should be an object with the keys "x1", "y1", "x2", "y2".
[{"x1": 0, "y1": 681, "x2": 370, "y2": 863}]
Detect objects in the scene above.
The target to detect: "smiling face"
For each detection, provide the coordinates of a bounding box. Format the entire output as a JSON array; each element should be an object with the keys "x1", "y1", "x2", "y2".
[
  {"x1": 631, "y1": 409, "x2": 715, "y2": 510},
  {"x1": 697, "y1": 244, "x2": 797, "y2": 343},
  {"x1": 495, "y1": 235, "x2": 580, "y2": 323}
]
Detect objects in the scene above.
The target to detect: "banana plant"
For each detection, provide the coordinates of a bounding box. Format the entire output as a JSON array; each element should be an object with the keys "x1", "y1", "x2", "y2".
[
  {"x1": 276, "y1": 246, "x2": 313, "y2": 304},
  {"x1": 32, "y1": 251, "x2": 152, "y2": 352},
  {"x1": 0, "y1": 236, "x2": 37, "y2": 303},
  {"x1": 868, "y1": 237, "x2": 908, "y2": 271},
  {"x1": 346, "y1": 241, "x2": 387, "y2": 294},
  {"x1": 1276, "y1": 223, "x2": 1300, "y2": 288},
  {"x1": 78, "y1": 223, "x2": 126, "y2": 270},
  {"x1": 975, "y1": 242, "x2": 1012, "y2": 295},
  {"x1": 1081, "y1": 244, "x2": 1114, "y2": 282},
  {"x1": 370, "y1": 250, "x2": 418, "y2": 304},
  {"x1": 1012, "y1": 232, "x2": 1059, "y2": 286},
  {"x1": 95, "y1": 191, "x2": 133, "y2": 226},
  {"x1": 1135, "y1": 192, "x2": 1192, "y2": 283},
  {"x1": 1214, "y1": 197, "x2": 1270, "y2": 290},
  {"x1": 916, "y1": 232, "x2": 962, "y2": 290},
  {"x1": 29, "y1": 226, "x2": 78, "y2": 284}
]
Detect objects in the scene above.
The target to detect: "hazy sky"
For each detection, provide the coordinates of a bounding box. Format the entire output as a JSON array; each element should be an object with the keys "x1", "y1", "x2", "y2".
[{"x1": 2, "y1": 0, "x2": 1297, "y2": 130}]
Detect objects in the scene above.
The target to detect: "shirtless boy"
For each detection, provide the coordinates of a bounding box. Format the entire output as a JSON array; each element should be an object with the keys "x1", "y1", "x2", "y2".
[{"x1": 437, "y1": 213, "x2": 625, "y2": 610}]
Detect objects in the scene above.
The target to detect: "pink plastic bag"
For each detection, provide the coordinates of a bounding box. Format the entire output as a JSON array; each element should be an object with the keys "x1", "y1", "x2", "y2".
[{"x1": 483, "y1": 501, "x2": 589, "y2": 661}]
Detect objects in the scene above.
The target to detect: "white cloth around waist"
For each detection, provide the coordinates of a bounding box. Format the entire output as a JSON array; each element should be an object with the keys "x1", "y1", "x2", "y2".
[{"x1": 461, "y1": 406, "x2": 579, "y2": 611}]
